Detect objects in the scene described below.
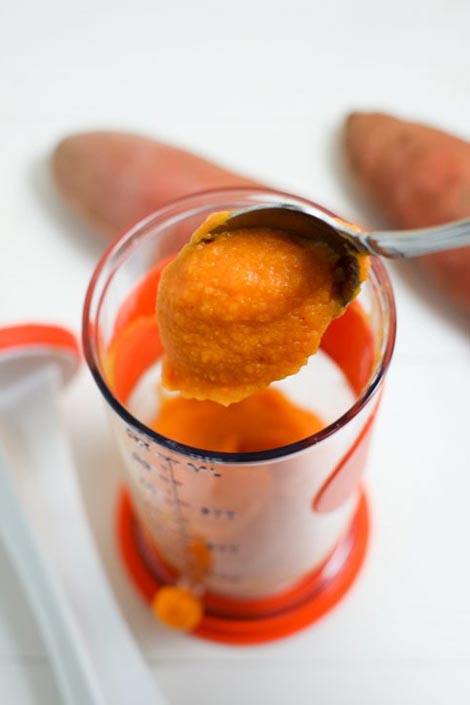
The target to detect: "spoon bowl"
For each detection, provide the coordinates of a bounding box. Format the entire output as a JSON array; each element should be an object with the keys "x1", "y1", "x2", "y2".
[
  {"x1": 207, "y1": 204, "x2": 364, "y2": 305},
  {"x1": 206, "y1": 203, "x2": 470, "y2": 305}
]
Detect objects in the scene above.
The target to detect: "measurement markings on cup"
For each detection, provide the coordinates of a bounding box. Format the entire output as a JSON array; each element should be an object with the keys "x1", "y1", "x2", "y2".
[
  {"x1": 158, "y1": 473, "x2": 183, "y2": 486},
  {"x1": 200, "y1": 506, "x2": 237, "y2": 520},
  {"x1": 153, "y1": 453, "x2": 191, "y2": 570},
  {"x1": 164, "y1": 496, "x2": 191, "y2": 509},
  {"x1": 131, "y1": 451, "x2": 152, "y2": 471},
  {"x1": 126, "y1": 427, "x2": 151, "y2": 451},
  {"x1": 126, "y1": 429, "x2": 243, "y2": 582},
  {"x1": 184, "y1": 461, "x2": 222, "y2": 479}
]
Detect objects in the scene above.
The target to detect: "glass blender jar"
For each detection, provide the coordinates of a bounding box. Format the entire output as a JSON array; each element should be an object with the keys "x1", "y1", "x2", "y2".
[{"x1": 83, "y1": 188, "x2": 396, "y2": 644}]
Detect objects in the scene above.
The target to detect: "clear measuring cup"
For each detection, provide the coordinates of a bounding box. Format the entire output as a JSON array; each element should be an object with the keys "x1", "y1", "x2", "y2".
[{"x1": 83, "y1": 188, "x2": 396, "y2": 643}]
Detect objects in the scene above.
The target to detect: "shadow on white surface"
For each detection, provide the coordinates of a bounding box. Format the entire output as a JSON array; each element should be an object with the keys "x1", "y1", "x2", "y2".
[
  {"x1": 326, "y1": 118, "x2": 391, "y2": 230},
  {"x1": 150, "y1": 660, "x2": 470, "y2": 705},
  {"x1": 390, "y1": 260, "x2": 469, "y2": 338},
  {"x1": 29, "y1": 157, "x2": 106, "y2": 263}
]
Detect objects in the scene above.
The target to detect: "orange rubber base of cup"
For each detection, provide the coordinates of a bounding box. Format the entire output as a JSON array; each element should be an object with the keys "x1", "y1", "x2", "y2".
[{"x1": 116, "y1": 488, "x2": 370, "y2": 645}]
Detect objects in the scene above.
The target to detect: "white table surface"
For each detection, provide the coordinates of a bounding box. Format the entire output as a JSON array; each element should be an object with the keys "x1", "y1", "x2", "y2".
[{"x1": 1, "y1": 0, "x2": 469, "y2": 702}]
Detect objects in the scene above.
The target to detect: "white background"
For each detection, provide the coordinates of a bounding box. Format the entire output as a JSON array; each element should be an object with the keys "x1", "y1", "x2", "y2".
[{"x1": 1, "y1": 0, "x2": 470, "y2": 703}]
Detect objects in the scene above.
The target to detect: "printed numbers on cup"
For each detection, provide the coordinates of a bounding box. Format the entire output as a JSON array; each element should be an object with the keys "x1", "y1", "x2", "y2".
[
  {"x1": 200, "y1": 506, "x2": 237, "y2": 520},
  {"x1": 131, "y1": 451, "x2": 151, "y2": 471},
  {"x1": 186, "y1": 462, "x2": 222, "y2": 478},
  {"x1": 125, "y1": 427, "x2": 151, "y2": 450}
]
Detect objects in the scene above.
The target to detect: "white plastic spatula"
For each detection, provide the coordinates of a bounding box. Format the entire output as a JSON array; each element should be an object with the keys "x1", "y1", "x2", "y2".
[
  {"x1": 0, "y1": 325, "x2": 166, "y2": 705},
  {"x1": 0, "y1": 445, "x2": 104, "y2": 705}
]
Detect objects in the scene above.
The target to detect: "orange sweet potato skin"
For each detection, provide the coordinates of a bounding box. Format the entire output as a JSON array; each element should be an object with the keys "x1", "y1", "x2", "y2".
[
  {"x1": 52, "y1": 132, "x2": 259, "y2": 239},
  {"x1": 345, "y1": 112, "x2": 470, "y2": 312}
]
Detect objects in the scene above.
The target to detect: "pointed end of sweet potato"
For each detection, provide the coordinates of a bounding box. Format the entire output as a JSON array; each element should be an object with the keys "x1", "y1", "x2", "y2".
[
  {"x1": 51, "y1": 131, "x2": 158, "y2": 238},
  {"x1": 344, "y1": 111, "x2": 403, "y2": 180}
]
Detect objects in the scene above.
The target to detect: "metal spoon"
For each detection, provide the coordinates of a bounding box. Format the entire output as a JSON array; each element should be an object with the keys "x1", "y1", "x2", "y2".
[{"x1": 206, "y1": 204, "x2": 470, "y2": 304}]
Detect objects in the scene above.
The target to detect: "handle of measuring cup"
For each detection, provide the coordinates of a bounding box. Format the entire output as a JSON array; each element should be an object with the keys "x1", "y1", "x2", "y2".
[
  {"x1": 0, "y1": 450, "x2": 105, "y2": 705},
  {"x1": 313, "y1": 392, "x2": 382, "y2": 513}
]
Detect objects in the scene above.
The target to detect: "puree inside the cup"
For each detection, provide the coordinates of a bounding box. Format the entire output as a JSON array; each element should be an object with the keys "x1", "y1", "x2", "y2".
[
  {"x1": 156, "y1": 211, "x2": 369, "y2": 405},
  {"x1": 151, "y1": 387, "x2": 323, "y2": 453}
]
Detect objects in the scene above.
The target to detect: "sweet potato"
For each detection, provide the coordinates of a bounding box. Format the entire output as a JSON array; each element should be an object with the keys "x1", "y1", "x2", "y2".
[
  {"x1": 345, "y1": 112, "x2": 470, "y2": 312},
  {"x1": 52, "y1": 132, "x2": 259, "y2": 239}
]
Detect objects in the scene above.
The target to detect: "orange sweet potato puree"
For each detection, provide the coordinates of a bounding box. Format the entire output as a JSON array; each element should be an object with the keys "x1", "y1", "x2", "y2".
[
  {"x1": 151, "y1": 387, "x2": 323, "y2": 453},
  {"x1": 157, "y1": 211, "x2": 369, "y2": 405}
]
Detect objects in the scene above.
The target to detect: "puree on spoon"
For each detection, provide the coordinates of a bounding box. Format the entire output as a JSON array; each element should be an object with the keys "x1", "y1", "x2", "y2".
[{"x1": 156, "y1": 211, "x2": 369, "y2": 405}]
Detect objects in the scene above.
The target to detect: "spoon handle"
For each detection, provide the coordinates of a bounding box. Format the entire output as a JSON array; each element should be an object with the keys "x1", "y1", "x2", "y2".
[
  {"x1": 364, "y1": 218, "x2": 470, "y2": 258},
  {"x1": 0, "y1": 450, "x2": 105, "y2": 705},
  {"x1": 0, "y1": 366, "x2": 167, "y2": 705}
]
